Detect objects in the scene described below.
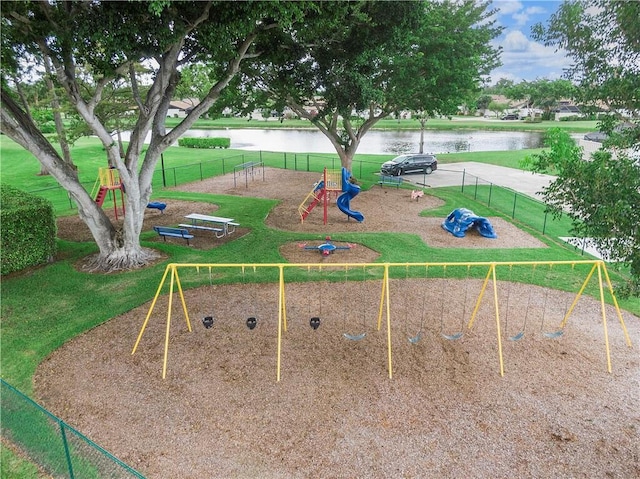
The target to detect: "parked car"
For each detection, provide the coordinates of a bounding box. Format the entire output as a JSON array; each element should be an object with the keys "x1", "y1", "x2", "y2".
[
  {"x1": 501, "y1": 114, "x2": 519, "y2": 120},
  {"x1": 380, "y1": 154, "x2": 438, "y2": 176}
]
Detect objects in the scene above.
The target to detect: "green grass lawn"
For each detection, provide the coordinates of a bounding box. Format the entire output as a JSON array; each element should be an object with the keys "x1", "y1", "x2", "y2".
[{"x1": 1, "y1": 130, "x2": 638, "y2": 477}]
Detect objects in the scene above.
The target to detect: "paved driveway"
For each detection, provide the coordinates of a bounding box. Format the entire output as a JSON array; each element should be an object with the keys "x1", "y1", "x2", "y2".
[{"x1": 403, "y1": 161, "x2": 556, "y2": 200}]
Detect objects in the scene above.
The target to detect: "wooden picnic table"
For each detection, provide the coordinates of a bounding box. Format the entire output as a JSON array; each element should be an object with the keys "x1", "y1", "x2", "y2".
[{"x1": 181, "y1": 213, "x2": 239, "y2": 238}]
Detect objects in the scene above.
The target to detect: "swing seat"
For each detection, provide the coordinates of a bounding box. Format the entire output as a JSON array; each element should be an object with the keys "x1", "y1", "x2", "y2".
[
  {"x1": 441, "y1": 332, "x2": 463, "y2": 341},
  {"x1": 202, "y1": 316, "x2": 214, "y2": 329},
  {"x1": 310, "y1": 317, "x2": 321, "y2": 330},
  {"x1": 246, "y1": 317, "x2": 257, "y2": 330},
  {"x1": 408, "y1": 332, "x2": 422, "y2": 344},
  {"x1": 543, "y1": 330, "x2": 564, "y2": 338},
  {"x1": 508, "y1": 331, "x2": 525, "y2": 341},
  {"x1": 343, "y1": 332, "x2": 366, "y2": 341}
]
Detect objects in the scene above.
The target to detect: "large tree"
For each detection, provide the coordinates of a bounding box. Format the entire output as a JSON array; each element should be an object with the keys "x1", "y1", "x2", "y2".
[
  {"x1": 531, "y1": 0, "x2": 640, "y2": 295},
  {"x1": 1, "y1": 1, "x2": 307, "y2": 271},
  {"x1": 237, "y1": 0, "x2": 502, "y2": 170}
]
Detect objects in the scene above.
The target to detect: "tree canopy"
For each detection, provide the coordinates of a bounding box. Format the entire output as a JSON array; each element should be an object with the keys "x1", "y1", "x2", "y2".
[
  {"x1": 235, "y1": 0, "x2": 502, "y2": 169},
  {"x1": 1, "y1": 0, "x2": 310, "y2": 271},
  {"x1": 530, "y1": 0, "x2": 640, "y2": 295}
]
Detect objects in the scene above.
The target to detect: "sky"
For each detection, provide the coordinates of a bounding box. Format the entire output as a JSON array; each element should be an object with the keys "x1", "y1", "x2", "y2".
[{"x1": 488, "y1": 0, "x2": 572, "y2": 85}]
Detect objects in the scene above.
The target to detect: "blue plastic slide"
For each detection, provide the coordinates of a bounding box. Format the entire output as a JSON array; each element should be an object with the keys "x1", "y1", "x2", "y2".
[{"x1": 336, "y1": 168, "x2": 364, "y2": 222}]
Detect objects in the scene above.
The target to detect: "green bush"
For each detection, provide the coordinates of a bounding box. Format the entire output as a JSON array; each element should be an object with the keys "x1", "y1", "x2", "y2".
[
  {"x1": 178, "y1": 137, "x2": 230, "y2": 149},
  {"x1": 523, "y1": 116, "x2": 543, "y2": 123},
  {"x1": 559, "y1": 115, "x2": 581, "y2": 122},
  {"x1": 0, "y1": 185, "x2": 57, "y2": 275}
]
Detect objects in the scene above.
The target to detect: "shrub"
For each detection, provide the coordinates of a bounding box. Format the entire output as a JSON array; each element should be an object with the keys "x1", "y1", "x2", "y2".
[
  {"x1": 178, "y1": 137, "x2": 230, "y2": 149},
  {"x1": 523, "y1": 116, "x2": 543, "y2": 123},
  {"x1": 0, "y1": 185, "x2": 57, "y2": 275}
]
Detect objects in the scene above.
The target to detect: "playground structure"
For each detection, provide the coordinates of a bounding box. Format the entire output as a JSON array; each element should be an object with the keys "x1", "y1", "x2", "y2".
[
  {"x1": 233, "y1": 161, "x2": 265, "y2": 188},
  {"x1": 91, "y1": 167, "x2": 125, "y2": 220},
  {"x1": 298, "y1": 167, "x2": 364, "y2": 223},
  {"x1": 299, "y1": 236, "x2": 354, "y2": 256},
  {"x1": 132, "y1": 260, "x2": 632, "y2": 381},
  {"x1": 442, "y1": 208, "x2": 498, "y2": 239}
]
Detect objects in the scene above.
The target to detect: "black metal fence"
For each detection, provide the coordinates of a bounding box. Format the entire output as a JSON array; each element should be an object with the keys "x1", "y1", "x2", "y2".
[{"x1": 27, "y1": 151, "x2": 566, "y2": 239}]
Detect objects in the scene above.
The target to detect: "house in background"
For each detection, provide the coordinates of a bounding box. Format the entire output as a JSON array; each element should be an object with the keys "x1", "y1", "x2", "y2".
[
  {"x1": 479, "y1": 95, "x2": 535, "y2": 118},
  {"x1": 554, "y1": 101, "x2": 582, "y2": 121},
  {"x1": 167, "y1": 99, "x2": 199, "y2": 118}
]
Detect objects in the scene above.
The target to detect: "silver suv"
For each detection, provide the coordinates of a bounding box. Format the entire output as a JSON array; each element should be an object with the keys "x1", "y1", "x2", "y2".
[{"x1": 380, "y1": 154, "x2": 438, "y2": 176}]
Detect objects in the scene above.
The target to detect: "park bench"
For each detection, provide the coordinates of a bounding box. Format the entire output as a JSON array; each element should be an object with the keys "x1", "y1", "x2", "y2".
[
  {"x1": 153, "y1": 226, "x2": 194, "y2": 245},
  {"x1": 378, "y1": 175, "x2": 403, "y2": 188},
  {"x1": 147, "y1": 202, "x2": 167, "y2": 213}
]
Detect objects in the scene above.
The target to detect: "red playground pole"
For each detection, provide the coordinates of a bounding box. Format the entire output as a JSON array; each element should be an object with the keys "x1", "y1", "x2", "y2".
[{"x1": 323, "y1": 167, "x2": 328, "y2": 225}]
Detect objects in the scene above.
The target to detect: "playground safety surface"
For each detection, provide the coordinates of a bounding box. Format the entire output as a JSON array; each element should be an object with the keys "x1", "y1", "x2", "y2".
[{"x1": 45, "y1": 168, "x2": 639, "y2": 478}]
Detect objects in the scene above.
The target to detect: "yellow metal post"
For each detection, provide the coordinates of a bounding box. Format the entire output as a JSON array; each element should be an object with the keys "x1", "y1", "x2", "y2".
[
  {"x1": 277, "y1": 265, "x2": 284, "y2": 381},
  {"x1": 162, "y1": 266, "x2": 176, "y2": 379},
  {"x1": 132, "y1": 264, "x2": 171, "y2": 354},
  {"x1": 173, "y1": 266, "x2": 191, "y2": 332},
  {"x1": 490, "y1": 264, "x2": 505, "y2": 377},
  {"x1": 384, "y1": 265, "x2": 393, "y2": 379},
  {"x1": 377, "y1": 267, "x2": 387, "y2": 331},
  {"x1": 600, "y1": 262, "x2": 632, "y2": 347},
  {"x1": 559, "y1": 263, "x2": 597, "y2": 329},
  {"x1": 467, "y1": 265, "x2": 493, "y2": 329},
  {"x1": 596, "y1": 263, "x2": 613, "y2": 373}
]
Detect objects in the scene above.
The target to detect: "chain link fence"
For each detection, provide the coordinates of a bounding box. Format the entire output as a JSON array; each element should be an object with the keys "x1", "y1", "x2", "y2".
[{"x1": 1, "y1": 379, "x2": 145, "y2": 479}]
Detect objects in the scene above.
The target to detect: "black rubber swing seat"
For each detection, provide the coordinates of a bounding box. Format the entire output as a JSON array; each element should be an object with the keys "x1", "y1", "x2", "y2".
[
  {"x1": 310, "y1": 317, "x2": 321, "y2": 330},
  {"x1": 246, "y1": 317, "x2": 257, "y2": 330},
  {"x1": 202, "y1": 316, "x2": 214, "y2": 329}
]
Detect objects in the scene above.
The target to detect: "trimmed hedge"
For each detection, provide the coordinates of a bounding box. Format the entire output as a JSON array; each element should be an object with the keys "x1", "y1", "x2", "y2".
[
  {"x1": 0, "y1": 185, "x2": 57, "y2": 275},
  {"x1": 178, "y1": 137, "x2": 230, "y2": 149}
]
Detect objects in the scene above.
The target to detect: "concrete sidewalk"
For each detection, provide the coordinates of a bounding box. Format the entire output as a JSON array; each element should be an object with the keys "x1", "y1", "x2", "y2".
[{"x1": 403, "y1": 161, "x2": 556, "y2": 200}]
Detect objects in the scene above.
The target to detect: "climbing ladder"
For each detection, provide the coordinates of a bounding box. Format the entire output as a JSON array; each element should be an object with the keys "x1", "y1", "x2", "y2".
[
  {"x1": 297, "y1": 168, "x2": 342, "y2": 224},
  {"x1": 91, "y1": 167, "x2": 126, "y2": 220},
  {"x1": 298, "y1": 183, "x2": 326, "y2": 222}
]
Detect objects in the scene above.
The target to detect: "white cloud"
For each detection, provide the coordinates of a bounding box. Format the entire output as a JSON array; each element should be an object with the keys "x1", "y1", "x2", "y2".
[
  {"x1": 494, "y1": 0, "x2": 524, "y2": 16},
  {"x1": 502, "y1": 30, "x2": 530, "y2": 51},
  {"x1": 525, "y1": 6, "x2": 547, "y2": 15},
  {"x1": 511, "y1": 12, "x2": 529, "y2": 26},
  {"x1": 512, "y1": 6, "x2": 548, "y2": 26},
  {"x1": 491, "y1": 29, "x2": 572, "y2": 83}
]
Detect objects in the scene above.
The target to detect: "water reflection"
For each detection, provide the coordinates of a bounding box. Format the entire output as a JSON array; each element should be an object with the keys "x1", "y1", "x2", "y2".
[
  {"x1": 123, "y1": 127, "x2": 549, "y2": 155},
  {"x1": 187, "y1": 128, "x2": 546, "y2": 155}
]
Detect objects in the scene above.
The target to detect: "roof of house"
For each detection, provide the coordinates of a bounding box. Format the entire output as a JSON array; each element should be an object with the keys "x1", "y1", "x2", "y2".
[
  {"x1": 169, "y1": 99, "x2": 200, "y2": 111},
  {"x1": 556, "y1": 105, "x2": 581, "y2": 113}
]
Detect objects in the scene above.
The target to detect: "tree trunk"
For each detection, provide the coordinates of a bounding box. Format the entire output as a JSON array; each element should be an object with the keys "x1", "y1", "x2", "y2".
[
  {"x1": 1, "y1": 90, "x2": 157, "y2": 272},
  {"x1": 43, "y1": 54, "x2": 74, "y2": 169}
]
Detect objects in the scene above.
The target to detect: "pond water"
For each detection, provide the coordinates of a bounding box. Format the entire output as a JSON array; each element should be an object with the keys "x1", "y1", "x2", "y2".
[{"x1": 180, "y1": 128, "x2": 546, "y2": 155}]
